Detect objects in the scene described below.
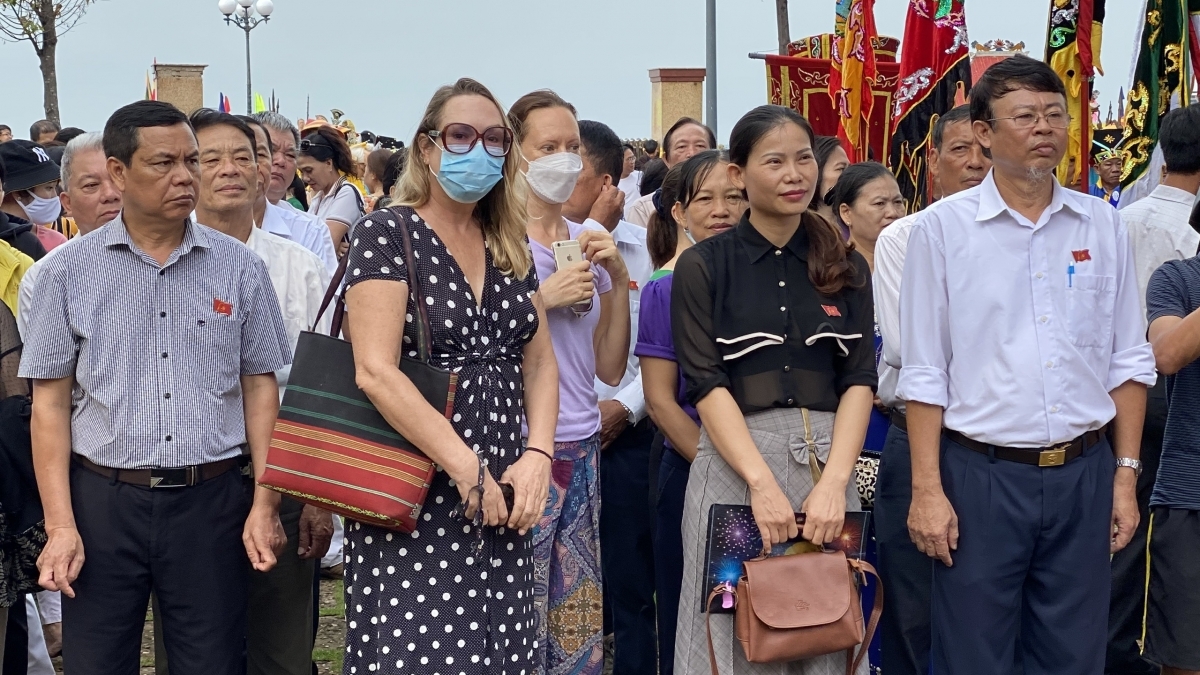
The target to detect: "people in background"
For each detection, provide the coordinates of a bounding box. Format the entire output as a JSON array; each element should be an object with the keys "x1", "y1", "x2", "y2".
[
  {"x1": 0, "y1": 125, "x2": 12, "y2": 143},
  {"x1": 28, "y1": 121, "x2": 58, "y2": 145},
  {"x1": 900, "y1": 55, "x2": 1154, "y2": 675},
  {"x1": 1089, "y1": 129, "x2": 1124, "y2": 208},
  {"x1": 618, "y1": 143, "x2": 643, "y2": 213},
  {"x1": 562, "y1": 119, "x2": 656, "y2": 675},
  {"x1": 635, "y1": 139, "x2": 659, "y2": 171},
  {"x1": 21, "y1": 100, "x2": 291, "y2": 675},
  {"x1": 671, "y1": 105, "x2": 876, "y2": 674},
  {"x1": 1105, "y1": 103, "x2": 1200, "y2": 675},
  {"x1": 373, "y1": 149, "x2": 408, "y2": 211},
  {"x1": 637, "y1": 149, "x2": 745, "y2": 675},
  {"x1": 363, "y1": 147, "x2": 394, "y2": 211},
  {"x1": 626, "y1": 118, "x2": 715, "y2": 227},
  {"x1": 639, "y1": 158, "x2": 668, "y2": 198},
  {"x1": 871, "y1": 103, "x2": 990, "y2": 675},
  {"x1": 0, "y1": 140, "x2": 62, "y2": 255},
  {"x1": 298, "y1": 125, "x2": 364, "y2": 256},
  {"x1": 509, "y1": 89, "x2": 630, "y2": 675},
  {"x1": 53, "y1": 128, "x2": 85, "y2": 146},
  {"x1": 341, "y1": 77, "x2": 558, "y2": 675},
  {"x1": 810, "y1": 135, "x2": 851, "y2": 236}
]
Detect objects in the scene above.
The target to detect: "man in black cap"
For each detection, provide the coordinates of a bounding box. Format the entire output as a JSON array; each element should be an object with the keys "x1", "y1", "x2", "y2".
[
  {"x1": 0, "y1": 140, "x2": 68, "y2": 254},
  {"x1": 0, "y1": 142, "x2": 50, "y2": 260},
  {"x1": 1090, "y1": 128, "x2": 1125, "y2": 208}
]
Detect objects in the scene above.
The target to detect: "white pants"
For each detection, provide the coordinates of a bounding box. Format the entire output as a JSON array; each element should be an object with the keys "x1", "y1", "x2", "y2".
[
  {"x1": 24, "y1": 595, "x2": 54, "y2": 675},
  {"x1": 321, "y1": 515, "x2": 344, "y2": 568}
]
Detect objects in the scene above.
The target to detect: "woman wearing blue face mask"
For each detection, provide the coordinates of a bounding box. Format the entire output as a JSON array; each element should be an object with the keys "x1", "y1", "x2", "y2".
[
  {"x1": 508, "y1": 89, "x2": 630, "y2": 675},
  {"x1": 341, "y1": 78, "x2": 560, "y2": 675}
]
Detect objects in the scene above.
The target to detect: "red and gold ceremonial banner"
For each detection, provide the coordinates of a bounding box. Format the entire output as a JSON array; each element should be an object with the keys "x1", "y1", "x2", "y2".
[
  {"x1": 889, "y1": 0, "x2": 971, "y2": 211},
  {"x1": 766, "y1": 54, "x2": 901, "y2": 163},
  {"x1": 1046, "y1": 0, "x2": 1107, "y2": 189},
  {"x1": 829, "y1": 0, "x2": 881, "y2": 162}
]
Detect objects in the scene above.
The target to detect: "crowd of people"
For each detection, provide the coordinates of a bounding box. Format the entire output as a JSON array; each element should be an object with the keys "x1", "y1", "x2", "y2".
[{"x1": 0, "y1": 52, "x2": 1198, "y2": 675}]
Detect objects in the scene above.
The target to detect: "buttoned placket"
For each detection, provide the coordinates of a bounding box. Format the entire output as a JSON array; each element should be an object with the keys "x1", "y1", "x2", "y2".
[
  {"x1": 1025, "y1": 211, "x2": 1070, "y2": 444},
  {"x1": 774, "y1": 248, "x2": 796, "y2": 406},
  {"x1": 150, "y1": 255, "x2": 180, "y2": 467}
]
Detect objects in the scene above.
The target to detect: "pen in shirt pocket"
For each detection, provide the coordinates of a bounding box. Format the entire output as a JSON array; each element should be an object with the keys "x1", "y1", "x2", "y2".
[{"x1": 1068, "y1": 264, "x2": 1074, "y2": 288}]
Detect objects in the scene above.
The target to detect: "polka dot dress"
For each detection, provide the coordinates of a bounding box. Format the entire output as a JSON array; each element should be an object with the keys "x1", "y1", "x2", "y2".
[{"x1": 342, "y1": 206, "x2": 541, "y2": 675}]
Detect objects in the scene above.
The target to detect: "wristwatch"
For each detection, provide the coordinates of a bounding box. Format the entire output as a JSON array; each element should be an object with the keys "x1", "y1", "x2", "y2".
[
  {"x1": 617, "y1": 401, "x2": 635, "y2": 425},
  {"x1": 1116, "y1": 457, "x2": 1143, "y2": 477}
]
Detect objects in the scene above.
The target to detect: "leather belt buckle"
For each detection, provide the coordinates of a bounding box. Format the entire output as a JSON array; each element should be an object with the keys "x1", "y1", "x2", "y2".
[
  {"x1": 1038, "y1": 444, "x2": 1070, "y2": 467},
  {"x1": 148, "y1": 466, "x2": 196, "y2": 488}
]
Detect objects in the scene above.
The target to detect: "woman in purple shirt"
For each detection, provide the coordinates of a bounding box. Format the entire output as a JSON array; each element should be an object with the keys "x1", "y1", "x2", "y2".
[
  {"x1": 508, "y1": 90, "x2": 631, "y2": 675},
  {"x1": 636, "y1": 149, "x2": 746, "y2": 675}
]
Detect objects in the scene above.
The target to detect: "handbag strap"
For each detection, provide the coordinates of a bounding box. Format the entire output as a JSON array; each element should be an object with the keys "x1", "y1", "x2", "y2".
[
  {"x1": 704, "y1": 583, "x2": 737, "y2": 675},
  {"x1": 844, "y1": 558, "x2": 884, "y2": 675},
  {"x1": 313, "y1": 250, "x2": 350, "y2": 337}
]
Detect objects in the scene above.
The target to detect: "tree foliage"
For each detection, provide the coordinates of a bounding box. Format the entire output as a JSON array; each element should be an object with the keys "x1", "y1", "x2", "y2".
[{"x1": 0, "y1": 0, "x2": 97, "y2": 124}]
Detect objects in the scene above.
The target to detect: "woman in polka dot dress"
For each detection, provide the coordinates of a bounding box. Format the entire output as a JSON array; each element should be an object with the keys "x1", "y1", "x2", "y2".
[{"x1": 341, "y1": 78, "x2": 560, "y2": 675}]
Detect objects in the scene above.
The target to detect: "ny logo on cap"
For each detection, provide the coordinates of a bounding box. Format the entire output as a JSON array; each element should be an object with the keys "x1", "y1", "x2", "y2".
[{"x1": 31, "y1": 147, "x2": 50, "y2": 163}]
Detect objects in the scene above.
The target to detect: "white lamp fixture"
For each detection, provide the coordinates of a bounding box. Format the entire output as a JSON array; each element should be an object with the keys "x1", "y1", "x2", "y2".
[
  {"x1": 236, "y1": 0, "x2": 254, "y2": 7},
  {"x1": 217, "y1": 0, "x2": 237, "y2": 16},
  {"x1": 255, "y1": 0, "x2": 274, "y2": 17}
]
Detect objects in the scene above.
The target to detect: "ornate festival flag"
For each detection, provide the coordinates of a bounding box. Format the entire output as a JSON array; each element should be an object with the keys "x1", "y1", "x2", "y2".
[
  {"x1": 1119, "y1": 0, "x2": 1191, "y2": 197},
  {"x1": 888, "y1": 0, "x2": 971, "y2": 211},
  {"x1": 829, "y1": 0, "x2": 880, "y2": 162},
  {"x1": 1045, "y1": 0, "x2": 1107, "y2": 189}
]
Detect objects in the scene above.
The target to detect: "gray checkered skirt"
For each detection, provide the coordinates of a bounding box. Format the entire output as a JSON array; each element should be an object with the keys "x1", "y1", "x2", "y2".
[{"x1": 673, "y1": 407, "x2": 866, "y2": 675}]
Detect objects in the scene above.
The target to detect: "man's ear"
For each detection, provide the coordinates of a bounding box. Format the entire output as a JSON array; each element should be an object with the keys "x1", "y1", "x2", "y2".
[
  {"x1": 108, "y1": 157, "x2": 128, "y2": 194},
  {"x1": 60, "y1": 192, "x2": 73, "y2": 218},
  {"x1": 602, "y1": 174, "x2": 614, "y2": 188}
]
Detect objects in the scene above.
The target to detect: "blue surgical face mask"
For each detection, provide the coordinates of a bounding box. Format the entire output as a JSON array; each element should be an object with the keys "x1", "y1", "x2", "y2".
[{"x1": 429, "y1": 142, "x2": 505, "y2": 203}]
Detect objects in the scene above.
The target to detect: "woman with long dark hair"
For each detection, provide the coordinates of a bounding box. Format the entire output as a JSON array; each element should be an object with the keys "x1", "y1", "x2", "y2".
[
  {"x1": 638, "y1": 149, "x2": 745, "y2": 675},
  {"x1": 298, "y1": 125, "x2": 364, "y2": 254},
  {"x1": 670, "y1": 105, "x2": 876, "y2": 674}
]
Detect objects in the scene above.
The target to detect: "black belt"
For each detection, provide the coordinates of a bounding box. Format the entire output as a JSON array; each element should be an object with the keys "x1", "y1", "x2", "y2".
[
  {"x1": 73, "y1": 454, "x2": 244, "y2": 488},
  {"x1": 889, "y1": 408, "x2": 907, "y2": 432},
  {"x1": 944, "y1": 426, "x2": 1107, "y2": 468}
]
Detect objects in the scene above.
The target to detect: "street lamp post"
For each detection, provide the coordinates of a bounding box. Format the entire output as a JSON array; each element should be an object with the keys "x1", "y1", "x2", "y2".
[{"x1": 217, "y1": 0, "x2": 274, "y2": 114}]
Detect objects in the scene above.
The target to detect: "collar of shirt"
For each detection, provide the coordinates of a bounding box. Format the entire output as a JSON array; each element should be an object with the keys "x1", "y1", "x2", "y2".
[
  {"x1": 1147, "y1": 184, "x2": 1198, "y2": 206},
  {"x1": 262, "y1": 201, "x2": 293, "y2": 238},
  {"x1": 976, "y1": 170, "x2": 1089, "y2": 228},
  {"x1": 102, "y1": 213, "x2": 211, "y2": 264},
  {"x1": 612, "y1": 219, "x2": 645, "y2": 249},
  {"x1": 737, "y1": 212, "x2": 809, "y2": 263}
]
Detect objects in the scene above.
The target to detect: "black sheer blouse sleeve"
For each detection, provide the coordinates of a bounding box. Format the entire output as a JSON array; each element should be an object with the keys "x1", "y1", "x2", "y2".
[
  {"x1": 671, "y1": 247, "x2": 728, "y2": 406},
  {"x1": 835, "y1": 251, "x2": 878, "y2": 395}
]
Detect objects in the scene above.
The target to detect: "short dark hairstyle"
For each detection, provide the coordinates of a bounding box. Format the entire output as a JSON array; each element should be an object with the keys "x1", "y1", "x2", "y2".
[
  {"x1": 578, "y1": 120, "x2": 623, "y2": 183},
  {"x1": 622, "y1": 143, "x2": 636, "y2": 156},
  {"x1": 643, "y1": 139, "x2": 659, "y2": 156},
  {"x1": 1159, "y1": 104, "x2": 1200, "y2": 175},
  {"x1": 827, "y1": 162, "x2": 896, "y2": 228},
  {"x1": 188, "y1": 108, "x2": 258, "y2": 155},
  {"x1": 0, "y1": 125, "x2": 10, "y2": 134},
  {"x1": 932, "y1": 105, "x2": 972, "y2": 150},
  {"x1": 103, "y1": 101, "x2": 191, "y2": 166},
  {"x1": 640, "y1": 158, "x2": 668, "y2": 196},
  {"x1": 300, "y1": 125, "x2": 356, "y2": 176},
  {"x1": 810, "y1": 136, "x2": 846, "y2": 212},
  {"x1": 367, "y1": 148, "x2": 394, "y2": 182},
  {"x1": 29, "y1": 119, "x2": 59, "y2": 140},
  {"x1": 237, "y1": 115, "x2": 274, "y2": 156},
  {"x1": 54, "y1": 127, "x2": 86, "y2": 144},
  {"x1": 663, "y1": 117, "x2": 716, "y2": 163},
  {"x1": 969, "y1": 54, "x2": 1066, "y2": 124}
]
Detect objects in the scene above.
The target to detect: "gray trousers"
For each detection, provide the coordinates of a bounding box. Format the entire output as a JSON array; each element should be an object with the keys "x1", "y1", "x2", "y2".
[{"x1": 154, "y1": 496, "x2": 315, "y2": 675}]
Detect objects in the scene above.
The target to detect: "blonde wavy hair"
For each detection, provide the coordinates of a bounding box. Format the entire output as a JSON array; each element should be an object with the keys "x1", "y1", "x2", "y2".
[{"x1": 390, "y1": 78, "x2": 532, "y2": 280}]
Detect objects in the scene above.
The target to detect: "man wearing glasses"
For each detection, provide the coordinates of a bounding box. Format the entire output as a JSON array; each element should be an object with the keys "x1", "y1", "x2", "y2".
[{"x1": 899, "y1": 55, "x2": 1155, "y2": 675}]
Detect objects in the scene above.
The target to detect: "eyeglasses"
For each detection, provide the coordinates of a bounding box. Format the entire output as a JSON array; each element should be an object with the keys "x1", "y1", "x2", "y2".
[
  {"x1": 988, "y1": 111, "x2": 1071, "y2": 129},
  {"x1": 427, "y1": 123, "x2": 513, "y2": 157}
]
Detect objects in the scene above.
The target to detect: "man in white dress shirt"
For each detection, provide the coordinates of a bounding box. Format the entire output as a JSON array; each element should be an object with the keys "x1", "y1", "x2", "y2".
[
  {"x1": 1105, "y1": 103, "x2": 1200, "y2": 674},
  {"x1": 251, "y1": 112, "x2": 338, "y2": 275},
  {"x1": 564, "y1": 120, "x2": 657, "y2": 674},
  {"x1": 187, "y1": 109, "x2": 330, "y2": 675},
  {"x1": 871, "y1": 103, "x2": 990, "y2": 675},
  {"x1": 899, "y1": 56, "x2": 1157, "y2": 675}
]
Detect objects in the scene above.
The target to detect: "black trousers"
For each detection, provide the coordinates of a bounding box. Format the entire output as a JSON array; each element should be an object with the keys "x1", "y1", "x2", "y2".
[
  {"x1": 1105, "y1": 380, "x2": 1166, "y2": 675},
  {"x1": 599, "y1": 420, "x2": 657, "y2": 675},
  {"x1": 62, "y1": 461, "x2": 251, "y2": 675},
  {"x1": 653, "y1": 445, "x2": 691, "y2": 675},
  {"x1": 874, "y1": 423, "x2": 933, "y2": 675}
]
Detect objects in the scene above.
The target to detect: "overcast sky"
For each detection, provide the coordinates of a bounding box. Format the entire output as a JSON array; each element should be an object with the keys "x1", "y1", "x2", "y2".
[{"x1": 0, "y1": 0, "x2": 1143, "y2": 144}]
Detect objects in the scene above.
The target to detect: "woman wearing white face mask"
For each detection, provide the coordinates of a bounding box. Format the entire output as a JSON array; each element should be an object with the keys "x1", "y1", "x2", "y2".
[
  {"x1": 0, "y1": 140, "x2": 66, "y2": 255},
  {"x1": 508, "y1": 90, "x2": 630, "y2": 675}
]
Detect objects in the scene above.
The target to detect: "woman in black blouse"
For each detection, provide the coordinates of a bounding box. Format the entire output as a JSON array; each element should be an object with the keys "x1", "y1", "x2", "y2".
[{"x1": 670, "y1": 105, "x2": 877, "y2": 675}]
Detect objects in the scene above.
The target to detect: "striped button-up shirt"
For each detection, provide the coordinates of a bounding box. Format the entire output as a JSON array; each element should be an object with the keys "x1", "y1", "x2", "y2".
[{"x1": 19, "y1": 215, "x2": 291, "y2": 469}]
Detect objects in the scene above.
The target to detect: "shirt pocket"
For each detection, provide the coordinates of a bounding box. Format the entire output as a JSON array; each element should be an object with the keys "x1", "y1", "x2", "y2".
[
  {"x1": 190, "y1": 316, "x2": 242, "y2": 395},
  {"x1": 1066, "y1": 274, "x2": 1116, "y2": 349}
]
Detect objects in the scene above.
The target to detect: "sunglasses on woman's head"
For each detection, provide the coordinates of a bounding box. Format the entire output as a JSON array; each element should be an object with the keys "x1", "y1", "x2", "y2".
[
  {"x1": 427, "y1": 123, "x2": 513, "y2": 158},
  {"x1": 299, "y1": 138, "x2": 332, "y2": 152}
]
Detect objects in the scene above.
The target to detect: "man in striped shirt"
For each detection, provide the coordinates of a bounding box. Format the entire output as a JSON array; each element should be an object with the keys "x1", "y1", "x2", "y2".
[{"x1": 19, "y1": 101, "x2": 291, "y2": 675}]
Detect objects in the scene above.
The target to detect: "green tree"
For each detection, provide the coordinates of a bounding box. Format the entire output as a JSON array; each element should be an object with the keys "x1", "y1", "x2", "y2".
[{"x1": 0, "y1": 0, "x2": 97, "y2": 125}]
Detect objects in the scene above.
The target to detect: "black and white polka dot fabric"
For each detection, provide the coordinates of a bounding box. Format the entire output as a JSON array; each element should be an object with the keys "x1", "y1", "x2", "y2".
[{"x1": 341, "y1": 206, "x2": 541, "y2": 675}]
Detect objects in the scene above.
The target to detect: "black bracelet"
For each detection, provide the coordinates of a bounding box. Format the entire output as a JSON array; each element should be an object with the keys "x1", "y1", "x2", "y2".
[{"x1": 525, "y1": 447, "x2": 553, "y2": 461}]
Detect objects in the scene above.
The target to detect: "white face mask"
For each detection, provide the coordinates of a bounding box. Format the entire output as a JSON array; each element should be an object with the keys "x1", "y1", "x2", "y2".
[
  {"x1": 20, "y1": 191, "x2": 62, "y2": 225},
  {"x1": 523, "y1": 151, "x2": 583, "y2": 205}
]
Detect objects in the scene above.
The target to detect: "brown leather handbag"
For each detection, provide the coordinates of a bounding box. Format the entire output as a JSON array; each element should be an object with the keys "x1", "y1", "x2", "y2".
[{"x1": 705, "y1": 550, "x2": 883, "y2": 675}]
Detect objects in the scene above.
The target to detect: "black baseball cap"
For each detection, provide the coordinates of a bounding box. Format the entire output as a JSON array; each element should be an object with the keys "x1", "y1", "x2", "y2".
[{"x1": 0, "y1": 140, "x2": 60, "y2": 192}]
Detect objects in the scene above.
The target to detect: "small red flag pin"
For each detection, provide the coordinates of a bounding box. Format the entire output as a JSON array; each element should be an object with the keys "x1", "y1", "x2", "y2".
[
  {"x1": 213, "y1": 298, "x2": 233, "y2": 316},
  {"x1": 821, "y1": 305, "x2": 841, "y2": 317},
  {"x1": 629, "y1": 280, "x2": 639, "y2": 291},
  {"x1": 1072, "y1": 249, "x2": 1091, "y2": 263}
]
